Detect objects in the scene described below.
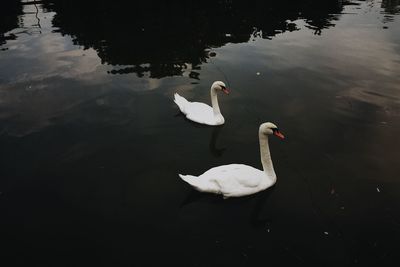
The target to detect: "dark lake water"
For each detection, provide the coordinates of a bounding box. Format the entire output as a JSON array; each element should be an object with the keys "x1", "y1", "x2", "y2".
[{"x1": 1, "y1": 0, "x2": 400, "y2": 266}]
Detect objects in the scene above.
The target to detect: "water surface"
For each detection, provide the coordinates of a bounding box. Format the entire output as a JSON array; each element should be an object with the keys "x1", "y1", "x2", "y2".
[{"x1": 1, "y1": 0, "x2": 400, "y2": 266}]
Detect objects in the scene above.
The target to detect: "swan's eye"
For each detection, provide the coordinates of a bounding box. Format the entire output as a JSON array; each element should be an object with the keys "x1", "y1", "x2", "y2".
[
  {"x1": 272, "y1": 128, "x2": 279, "y2": 132},
  {"x1": 221, "y1": 85, "x2": 226, "y2": 90}
]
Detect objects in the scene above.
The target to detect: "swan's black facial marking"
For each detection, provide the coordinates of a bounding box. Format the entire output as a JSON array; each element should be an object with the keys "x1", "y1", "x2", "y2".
[
  {"x1": 271, "y1": 127, "x2": 285, "y2": 139},
  {"x1": 220, "y1": 85, "x2": 230, "y2": 94}
]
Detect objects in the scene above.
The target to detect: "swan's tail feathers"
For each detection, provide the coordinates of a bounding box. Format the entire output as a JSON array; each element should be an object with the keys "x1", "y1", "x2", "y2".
[
  {"x1": 179, "y1": 174, "x2": 219, "y2": 194},
  {"x1": 179, "y1": 174, "x2": 203, "y2": 191},
  {"x1": 174, "y1": 93, "x2": 189, "y2": 113},
  {"x1": 179, "y1": 174, "x2": 197, "y2": 186}
]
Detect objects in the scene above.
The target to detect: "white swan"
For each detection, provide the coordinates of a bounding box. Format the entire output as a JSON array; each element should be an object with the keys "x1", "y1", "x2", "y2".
[
  {"x1": 179, "y1": 122, "x2": 285, "y2": 198},
  {"x1": 174, "y1": 81, "x2": 230, "y2": 126}
]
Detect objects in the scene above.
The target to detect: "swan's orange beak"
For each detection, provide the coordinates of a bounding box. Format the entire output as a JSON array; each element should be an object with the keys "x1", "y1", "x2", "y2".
[
  {"x1": 273, "y1": 130, "x2": 285, "y2": 140},
  {"x1": 222, "y1": 88, "x2": 230, "y2": 95}
]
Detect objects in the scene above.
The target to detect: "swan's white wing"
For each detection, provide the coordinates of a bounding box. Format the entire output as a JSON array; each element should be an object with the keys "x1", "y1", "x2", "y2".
[
  {"x1": 200, "y1": 164, "x2": 264, "y2": 195},
  {"x1": 204, "y1": 164, "x2": 262, "y2": 186},
  {"x1": 174, "y1": 93, "x2": 224, "y2": 125},
  {"x1": 184, "y1": 102, "x2": 215, "y2": 125}
]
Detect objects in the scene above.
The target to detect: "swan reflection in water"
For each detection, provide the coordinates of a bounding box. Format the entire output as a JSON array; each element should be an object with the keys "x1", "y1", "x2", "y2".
[
  {"x1": 180, "y1": 186, "x2": 276, "y2": 228},
  {"x1": 209, "y1": 125, "x2": 226, "y2": 157}
]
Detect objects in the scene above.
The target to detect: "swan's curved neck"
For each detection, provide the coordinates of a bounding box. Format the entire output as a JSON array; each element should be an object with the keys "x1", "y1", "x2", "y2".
[
  {"x1": 210, "y1": 87, "x2": 221, "y2": 116},
  {"x1": 259, "y1": 132, "x2": 276, "y2": 181}
]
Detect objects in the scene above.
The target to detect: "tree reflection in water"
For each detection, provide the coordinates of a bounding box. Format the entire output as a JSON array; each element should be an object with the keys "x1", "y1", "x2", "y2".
[
  {"x1": 40, "y1": 0, "x2": 357, "y2": 78},
  {"x1": 0, "y1": 0, "x2": 23, "y2": 47}
]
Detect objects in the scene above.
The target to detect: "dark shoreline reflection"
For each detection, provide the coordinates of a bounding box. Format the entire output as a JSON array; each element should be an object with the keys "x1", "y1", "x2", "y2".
[
  {"x1": 382, "y1": 0, "x2": 400, "y2": 15},
  {"x1": 41, "y1": 0, "x2": 355, "y2": 78},
  {"x1": 0, "y1": 0, "x2": 23, "y2": 47}
]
